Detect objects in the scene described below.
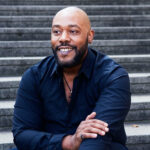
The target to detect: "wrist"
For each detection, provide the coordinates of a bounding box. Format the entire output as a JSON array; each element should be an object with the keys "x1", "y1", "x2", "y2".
[{"x1": 62, "y1": 135, "x2": 73, "y2": 150}]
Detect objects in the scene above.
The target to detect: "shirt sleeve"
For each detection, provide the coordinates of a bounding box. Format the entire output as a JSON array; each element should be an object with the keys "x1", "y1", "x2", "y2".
[
  {"x1": 79, "y1": 69, "x2": 131, "y2": 150},
  {"x1": 12, "y1": 68, "x2": 66, "y2": 150}
]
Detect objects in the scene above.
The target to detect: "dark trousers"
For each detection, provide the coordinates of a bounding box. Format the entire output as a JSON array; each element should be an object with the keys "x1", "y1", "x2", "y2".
[{"x1": 10, "y1": 142, "x2": 128, "y2": 150}]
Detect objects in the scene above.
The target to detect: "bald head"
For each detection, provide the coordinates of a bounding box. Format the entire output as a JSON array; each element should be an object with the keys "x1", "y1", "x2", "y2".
[
  {"x1": 51, "y1": 7, "x2": 94, "y2": 68},
  {"x1": 52, "y1": 7, "x2": 91, "y2": 31}
]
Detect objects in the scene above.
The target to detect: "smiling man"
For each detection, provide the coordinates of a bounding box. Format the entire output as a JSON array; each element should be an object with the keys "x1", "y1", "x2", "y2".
[{"x1": 12, "y1": 7, "x2": 131, "y2": 150}]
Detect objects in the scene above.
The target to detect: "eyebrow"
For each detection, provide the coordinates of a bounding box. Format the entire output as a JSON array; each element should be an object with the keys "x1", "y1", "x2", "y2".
[{"x1": 52, "y1": 24, "x2": 81, "y2": 30}]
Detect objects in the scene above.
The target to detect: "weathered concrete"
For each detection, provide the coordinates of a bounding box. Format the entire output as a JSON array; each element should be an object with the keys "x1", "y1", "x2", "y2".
[
  {"x1": 0, "y1": 5, "x2": 150, "y2": 16},
  {"x1": 1, "y1": 15, "x2": 150, "y2": 27},
  {"x1": 0, "y1": 0, "x2": 150, "y2": 5}
]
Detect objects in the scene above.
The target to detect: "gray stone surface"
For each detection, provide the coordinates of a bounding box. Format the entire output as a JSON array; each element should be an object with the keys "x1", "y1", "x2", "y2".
[
  {"x1": 0, "y1": 5, "x2": 150, "y2": 16},
  {"x1": 0, "y1": 0, "x2": 150, "y2": 5},
  {"x1": 1, "y1": 15, "x2": 150, "y2": 27}
]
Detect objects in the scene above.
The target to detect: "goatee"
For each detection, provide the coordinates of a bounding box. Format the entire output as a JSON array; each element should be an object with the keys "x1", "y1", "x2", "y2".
[{"x1": 52, "y1": 39, "x2": 88, "y2": 68}]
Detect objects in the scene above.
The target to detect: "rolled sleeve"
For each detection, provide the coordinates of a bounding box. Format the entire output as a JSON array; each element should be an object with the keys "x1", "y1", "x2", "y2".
[{"x1": 79, "y1": 73, "x2": 131, "y2": 150}]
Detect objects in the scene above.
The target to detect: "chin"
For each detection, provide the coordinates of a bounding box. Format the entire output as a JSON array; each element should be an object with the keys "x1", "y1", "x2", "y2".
[{"x1": 57, "y1": 59, "x2": 79, "y2": 68}]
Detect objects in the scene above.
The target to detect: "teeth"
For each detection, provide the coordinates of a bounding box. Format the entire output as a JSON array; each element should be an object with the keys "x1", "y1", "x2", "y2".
[{"x1": 60, "y1": 49, "x2": 72, "y2": 52}]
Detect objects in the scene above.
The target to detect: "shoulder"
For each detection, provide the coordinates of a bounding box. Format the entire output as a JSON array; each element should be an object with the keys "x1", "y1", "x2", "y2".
[
  {"x1": 22, "y1": 55, "x2": 56, "y2": 83},
  {"x1": 91, "y1": 49, "x2": 128, "y2": 87}
]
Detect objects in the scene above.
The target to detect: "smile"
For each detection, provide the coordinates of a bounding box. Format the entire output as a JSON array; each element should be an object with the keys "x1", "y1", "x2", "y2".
[
  {"x1": 60, "y1": 48, "x2": 72, "y2": 52},
  {"x1": 58, "y1": 48, "x2": 74, "y2": 55}
]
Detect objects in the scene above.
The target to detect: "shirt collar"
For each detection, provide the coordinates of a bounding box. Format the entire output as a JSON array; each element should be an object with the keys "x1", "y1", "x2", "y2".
[
  {"x1": 50, "y1": 60, "x2": 61, "y2": 78},
  {"x1": 50, "y1": 48, "x2": 96, "y2": 79},
  {"x1": 78, "y1": 48, "x2": 96, "y2": 79}
]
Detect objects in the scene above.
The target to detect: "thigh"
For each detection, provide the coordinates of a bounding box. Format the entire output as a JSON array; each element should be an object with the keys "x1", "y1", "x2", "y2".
[{"x1": 111, "y1": 142, "x2": 128, "y2": 150}]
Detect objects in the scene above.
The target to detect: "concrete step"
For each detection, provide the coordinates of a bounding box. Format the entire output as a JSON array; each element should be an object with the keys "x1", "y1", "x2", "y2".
[
  {"x1": 125, "y1": 122, "x2": 150, "y2": 150},
  {"x1": 0, "y1": 55, "x2": 149, "y2": 77},
  {"x1": 0, "y1": 26, "x2": 150, "y2": 41},
  {"x1": 0, "y1": 15, "x2": 150, "y2": 27},
  {"x1": 0, "y1": 131, "x2": 15, "y2": 150},
  {"x1": 111, "y1": 55, "x2": 150, "y2": 73},
  {"x1": 0, "y1": 57, "x2": 42, "y2": 76},
  {"x1": 126, "y1": 95, "x2": 150, "y2": 122},
  {"x1": 0, "y1": 122, "x2": 150, "y2": 150},
  {"x1": 130, "y1": 73, "x2": 150, "y2": 94},
  {"x1": 0, "y1": 40, "x2": 149, "y2": 57},
  {"x1": 0, "y1": 0, "x2": 150, "y2": 5},
  {"x1": 0, "y1": 73, "x2": 150, "y2": 101},
  {"x1": 0, "y1": 101, "x2": 14, "y2": 129},
  {"x1": 0, "y1": 77, "x2": 19, "y2": 101},
  {"x1": 0, "y1": 95, "x2": 150, "y2": 129},
  {"x1": 0, "y1": 5, "x2": 150, "y2": 16}
]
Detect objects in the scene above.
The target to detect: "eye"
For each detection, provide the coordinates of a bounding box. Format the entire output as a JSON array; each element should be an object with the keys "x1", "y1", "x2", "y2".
[
  {"x1": 70, "y1": 30, "x2": 79, "y2": 34},
  {"x1": 52, "y1": 29, "x2": 61, "y2": 35}
]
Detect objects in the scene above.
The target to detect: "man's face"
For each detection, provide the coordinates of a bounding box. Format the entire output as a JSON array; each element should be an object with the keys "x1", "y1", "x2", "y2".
[{"x1": 51, "y1": 12, "x2": 90, "y2": 68}]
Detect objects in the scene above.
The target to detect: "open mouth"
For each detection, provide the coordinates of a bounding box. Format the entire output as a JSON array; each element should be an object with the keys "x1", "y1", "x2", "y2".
[{"x1": 58, "y1": 47, "x2": 74, "y2": 55}]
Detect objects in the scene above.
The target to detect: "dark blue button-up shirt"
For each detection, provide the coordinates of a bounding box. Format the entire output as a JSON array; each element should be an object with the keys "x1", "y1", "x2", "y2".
[{"x1": 12, "y1": 48, "x2": 131, "y2": 150}]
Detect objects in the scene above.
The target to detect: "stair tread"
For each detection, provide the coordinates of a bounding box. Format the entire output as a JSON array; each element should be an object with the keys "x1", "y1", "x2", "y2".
[
  {"x1": 1, "y1": 5, "x2": 150, "y2": 7},
  {"x1": 125, "y1": 122, "x2": 150, "y2": 136},
  {"x1": 0, "y1": 77, "x2": 21, "y2": 82},
  {"x1": 0, "y1": 14, "x2": 150, "y2": 17},
  {"x1": 0, "y1": 0, "x2": 149, "y2": 5},
  {"x1": 0, "y1": 101, "x2": 14, "y2": 109}
]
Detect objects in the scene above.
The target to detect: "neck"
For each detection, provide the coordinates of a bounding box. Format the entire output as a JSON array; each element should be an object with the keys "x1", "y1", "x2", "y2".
[
  {"x1": 63, "y1": 49, "x2": 88, "y2": 77},
  {"x1": 63, "y1": 64, "x2": 81, "y2": 79}
]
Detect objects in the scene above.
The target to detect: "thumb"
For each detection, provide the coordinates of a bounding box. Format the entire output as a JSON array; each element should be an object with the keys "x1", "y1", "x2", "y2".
[{"x1": 86, "y1": 112, "x2": 96, "y2": 120}]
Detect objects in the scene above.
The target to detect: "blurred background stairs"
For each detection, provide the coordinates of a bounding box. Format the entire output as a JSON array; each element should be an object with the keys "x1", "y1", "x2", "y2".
[{"x1": 0, "y1": 0, "x2": 150, "y2": 149}]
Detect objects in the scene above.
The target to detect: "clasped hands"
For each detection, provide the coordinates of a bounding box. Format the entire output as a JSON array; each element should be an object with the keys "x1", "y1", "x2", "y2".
[{"x1": 62, "y1": 112, "x2": 109, "y2": 150}]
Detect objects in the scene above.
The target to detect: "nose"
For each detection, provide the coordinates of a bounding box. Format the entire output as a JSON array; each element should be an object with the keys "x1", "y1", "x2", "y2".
[{"x1": 59, "y1": 31, "x2": 70, "y2": 43}]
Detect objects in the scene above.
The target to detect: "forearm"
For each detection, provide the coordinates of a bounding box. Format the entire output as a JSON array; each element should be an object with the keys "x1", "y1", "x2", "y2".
[
  {"x1": 14, "y1": 129, "x2": 66, "y2": 150},
  {"x1": 62, "y1": 112, "x2": 109, "y2": 150}
]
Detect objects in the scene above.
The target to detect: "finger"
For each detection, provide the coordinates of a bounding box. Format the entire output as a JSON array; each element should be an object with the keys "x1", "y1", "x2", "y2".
[
  {"x1": 83, "y1": 127, "x2": 106, "y2": 136},
  {"x1": 90, "y1": 123, "x2": 109, "y2": 132},
  {"x1": 85, "y1": 119, "x2": 108, "y2": 127},
  {"x1": 80, "y1": 120, "x2": 109, "y2": 133},
  {"x1": 86, "y1": 112, "x2": 96, "y2": 120},
  {"x1": 79, "y1": 133, "x2": 97, "y2": 140}
]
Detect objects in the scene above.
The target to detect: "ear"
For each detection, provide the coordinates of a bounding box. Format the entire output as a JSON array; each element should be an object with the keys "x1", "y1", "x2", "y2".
[{"x1": 88, "y1": 29, "x2": 95, "y2": 44}]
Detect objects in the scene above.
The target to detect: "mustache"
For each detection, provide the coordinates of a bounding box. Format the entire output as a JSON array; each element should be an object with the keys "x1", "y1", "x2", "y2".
[{"x1": 55, "y1": 44, "x2": 77, "y2": 51}]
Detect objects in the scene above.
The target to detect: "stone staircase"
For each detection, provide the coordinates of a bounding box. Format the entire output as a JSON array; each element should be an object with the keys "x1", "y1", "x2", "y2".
[{"x1": 0, "y1": 0, "x2": 150, "y2": 150}]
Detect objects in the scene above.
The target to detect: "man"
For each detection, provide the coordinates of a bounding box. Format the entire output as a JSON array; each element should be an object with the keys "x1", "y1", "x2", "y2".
[{"x1": 12, "y1": 7, "x2": 131, "y2": 150}]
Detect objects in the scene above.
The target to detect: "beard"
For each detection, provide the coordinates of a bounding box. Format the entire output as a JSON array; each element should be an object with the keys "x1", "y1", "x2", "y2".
[{"x1": 52, "y1": 38, "x2": 88, "y2": 68}]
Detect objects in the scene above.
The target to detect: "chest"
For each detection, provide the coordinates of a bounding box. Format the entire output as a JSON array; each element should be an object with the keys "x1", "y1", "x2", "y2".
[
  {"x1": 40, "y1": 76, "x2": 100, "y2": 128},
  {"x1": 63, "y1": 77, "x2": 73, "y2": 103}
]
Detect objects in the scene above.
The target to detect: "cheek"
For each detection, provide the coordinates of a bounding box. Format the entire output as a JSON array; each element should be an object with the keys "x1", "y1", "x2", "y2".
[
  {"x1": 51, "y1": 38, "x2": 58, "y2": 48},
  {"x1": 71, "y1": 33, "x2": 88, "y2": 44}
]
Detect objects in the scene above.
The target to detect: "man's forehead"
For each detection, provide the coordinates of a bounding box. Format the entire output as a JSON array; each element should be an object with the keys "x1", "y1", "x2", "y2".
[
  {"x1": 52, "y1": 14, "x2": 84, "y2": 28},
  {"x1": 52, "y1": 7, "x2": 91, "y2": 29}
]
